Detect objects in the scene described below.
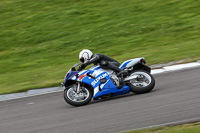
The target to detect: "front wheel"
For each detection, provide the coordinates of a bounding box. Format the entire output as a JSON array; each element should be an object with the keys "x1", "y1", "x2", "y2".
[
  {"x1": 126, "y1": 70, "x2": 155, "y2": 94},
  {"x1": 64, "y1": 84, "x2": 93, "y2": 106}
]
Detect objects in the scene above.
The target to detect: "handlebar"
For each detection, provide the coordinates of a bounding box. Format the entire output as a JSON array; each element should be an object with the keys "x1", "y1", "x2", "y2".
[{"x1": 86, "y1": 73, "x2": 96, "y2": 79}]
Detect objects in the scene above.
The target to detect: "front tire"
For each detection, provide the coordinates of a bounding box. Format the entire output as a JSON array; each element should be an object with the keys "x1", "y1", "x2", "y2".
[
  {"x1": 64, "y1": 84, "x2": 93, "y2": 106},
  {"x1": 126, "y1": 70, "x2": 155, "y2": 94}
]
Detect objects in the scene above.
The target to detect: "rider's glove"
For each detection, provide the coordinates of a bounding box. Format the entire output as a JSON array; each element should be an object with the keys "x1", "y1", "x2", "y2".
[{"x1": 78, "y1": 64, "x2": 86, "y2": 71}]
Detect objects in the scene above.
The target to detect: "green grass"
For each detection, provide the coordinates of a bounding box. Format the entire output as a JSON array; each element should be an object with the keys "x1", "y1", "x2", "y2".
[
  {"x1": 122, "y1": 122, "x2": 200, "y2": 133},
  {"x1": 0, "y1": 0, "x2": 200, "y2": 94}
]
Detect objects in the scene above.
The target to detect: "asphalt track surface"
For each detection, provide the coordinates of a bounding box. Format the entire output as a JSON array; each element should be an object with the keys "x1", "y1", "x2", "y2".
[{"x1": 0, "y1": 67, "x2": 200, "y2": 133}]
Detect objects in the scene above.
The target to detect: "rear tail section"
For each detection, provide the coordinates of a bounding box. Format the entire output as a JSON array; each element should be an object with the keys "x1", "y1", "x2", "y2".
[{"x1": 119, "y1": 58, "x2": 144, "y2": 69}]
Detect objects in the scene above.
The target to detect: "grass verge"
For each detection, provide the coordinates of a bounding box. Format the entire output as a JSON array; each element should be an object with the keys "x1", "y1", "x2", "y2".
[
  {"x1": 121, "y1": 122, "x2": 200, "y2": 133},
  {"x1": 0, "y1": 0, "x2": 200, "y2": 94}
]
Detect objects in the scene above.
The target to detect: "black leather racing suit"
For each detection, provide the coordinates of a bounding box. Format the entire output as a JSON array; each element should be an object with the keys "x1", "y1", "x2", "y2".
[{"x1": 82, "y1": 53, "x2": 122, "y2": 73}]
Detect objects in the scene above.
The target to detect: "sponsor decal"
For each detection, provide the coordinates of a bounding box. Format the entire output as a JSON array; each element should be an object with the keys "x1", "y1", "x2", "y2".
[
  {"x1": 78, "y1": 74, "x2": 86, "y2": 80},
  {"x1": 91, "y1": 73, "x2": 108, "y2": 86},
  {"x1": 120, "y1": 60, "x2": 132, "y2": 69}
]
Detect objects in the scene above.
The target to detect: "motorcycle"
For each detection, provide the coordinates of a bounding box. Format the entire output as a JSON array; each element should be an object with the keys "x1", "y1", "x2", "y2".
[{"x1": 62, "y1": 57, "x2": 155, "y2": 106}]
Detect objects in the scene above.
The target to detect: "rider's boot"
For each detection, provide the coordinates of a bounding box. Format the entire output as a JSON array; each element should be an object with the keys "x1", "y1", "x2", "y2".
[
  {"x1": 116, "y1": 70, "x2": 128, "y2": 89},
  {"x1": 117, "y1": 70, "x2": 129, "y2": 77},
  {"x1": 117, "y1": 77, "x2": 123, "y2": 89}
]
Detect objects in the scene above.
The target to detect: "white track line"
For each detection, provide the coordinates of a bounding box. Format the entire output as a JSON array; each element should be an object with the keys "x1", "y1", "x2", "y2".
[
  {"x1": 151, "y1": 62, "x2": 200, "y2": 75},
  {"x1": 1, "y1": 61, "x2": 200, "y2": 101},
  {"x1": 0, "y1": 88, "x2": 64, "y2": 102}
]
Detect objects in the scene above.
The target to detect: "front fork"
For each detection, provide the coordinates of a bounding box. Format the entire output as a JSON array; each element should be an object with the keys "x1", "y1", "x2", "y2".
[
  {"x1": 76, "y1": 82, "x2": 81, "y2": 94},
  {"x1": 63, "y1": 82, "x2": 81, "y2": 94}
]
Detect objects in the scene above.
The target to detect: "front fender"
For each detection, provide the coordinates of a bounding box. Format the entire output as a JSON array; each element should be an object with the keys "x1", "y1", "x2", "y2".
[{"x1": 64, "y1": 71, "x2": 79, "y2": 86}]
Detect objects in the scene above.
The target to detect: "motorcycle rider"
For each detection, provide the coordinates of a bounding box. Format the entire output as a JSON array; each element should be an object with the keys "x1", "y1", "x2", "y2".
[{"x1": 78, "y1": 49, "x2": 128, "y2": 76}]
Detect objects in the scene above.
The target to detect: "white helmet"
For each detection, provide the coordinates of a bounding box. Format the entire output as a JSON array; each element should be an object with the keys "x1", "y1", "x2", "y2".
[{"x1": 79, "y1": 49, "x2": 93, "y2": 63}]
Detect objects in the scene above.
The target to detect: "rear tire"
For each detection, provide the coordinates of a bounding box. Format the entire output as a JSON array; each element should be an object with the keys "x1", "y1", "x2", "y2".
[{"x1": 126, "y1": 70, "x2": 155, "y2": 94}]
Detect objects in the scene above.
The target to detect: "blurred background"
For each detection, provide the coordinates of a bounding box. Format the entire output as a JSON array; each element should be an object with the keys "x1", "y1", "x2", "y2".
[{"x1": 0, "y1": 0, "x2": 199, "y2": 94}]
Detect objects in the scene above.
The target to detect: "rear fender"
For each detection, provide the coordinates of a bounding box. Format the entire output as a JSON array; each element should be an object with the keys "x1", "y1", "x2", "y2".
[{"x1": 132, "y1": 62, "x2": 151, "y2": 73}]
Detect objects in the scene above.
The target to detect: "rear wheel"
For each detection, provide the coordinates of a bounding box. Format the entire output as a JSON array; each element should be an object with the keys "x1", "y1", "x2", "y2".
[
  {"x1": 64, "y1": 84, "x2": 92, "y2": 106},
  {"x1": 126, "y1": 70, "x2": 155, "y2": 94}
]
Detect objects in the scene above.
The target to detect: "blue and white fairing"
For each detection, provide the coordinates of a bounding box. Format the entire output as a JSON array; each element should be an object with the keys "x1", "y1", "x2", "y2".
[
  {"x1": 120, "y1": 57, "x2": 144, "y2": 69},
  {"x1": 64, "y1": 63, "x2": 81, "y2": 84},
  {"x1": 65, "y1": 65, "x2": 130, "y2": 100}
]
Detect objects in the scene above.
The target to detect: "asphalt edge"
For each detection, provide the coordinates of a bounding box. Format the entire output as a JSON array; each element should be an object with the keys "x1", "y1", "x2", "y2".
[{"x1": 1, "y1": 60, "x2": 200, "y2": 101}]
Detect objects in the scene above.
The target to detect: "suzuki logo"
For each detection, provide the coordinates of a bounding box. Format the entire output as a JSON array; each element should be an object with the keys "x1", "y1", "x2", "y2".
[{"x1": 91, "y1": 73, "x2": 108, "y2": 86}]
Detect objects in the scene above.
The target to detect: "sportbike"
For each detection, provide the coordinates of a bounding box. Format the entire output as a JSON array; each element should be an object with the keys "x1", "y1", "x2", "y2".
[{"x1": 62, "y1": 57, "x2": 155, "y2": 106}]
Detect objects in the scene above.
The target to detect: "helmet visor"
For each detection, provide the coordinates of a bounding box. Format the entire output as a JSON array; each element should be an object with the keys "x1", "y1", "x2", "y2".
[{"x1": 80, "y1": 57, "x2": 84, "y2": 63}]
